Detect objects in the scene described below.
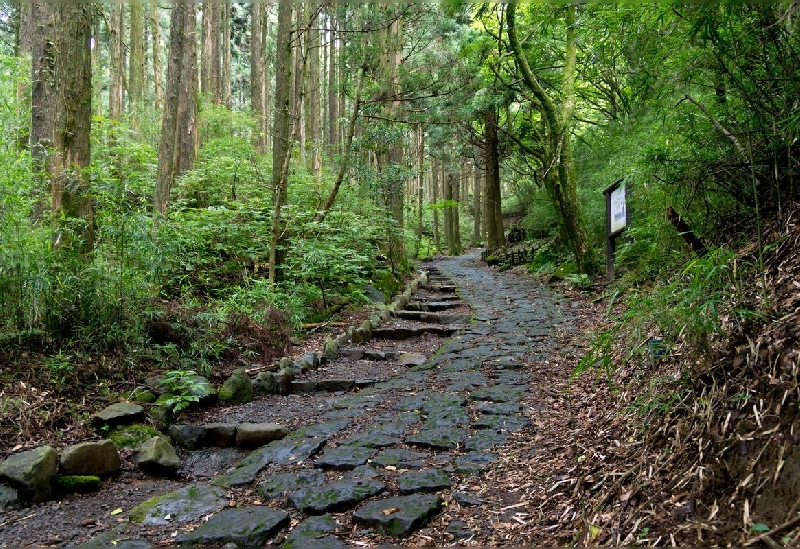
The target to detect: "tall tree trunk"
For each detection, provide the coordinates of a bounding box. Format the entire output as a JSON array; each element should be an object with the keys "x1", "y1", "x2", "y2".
[
  {"x1": 30, "y1": 5, "x2": 94, "y2": 250},
  {"x1": 201, "y1": 3, "x2": 221, "y2": 103},
  {"x1": 251, "y1": 2, "x2": 267, "y2": 153},
  {"x1": 221, "y1": 3, "x2": 232, "y2": 109},
  {"x1": 293, "y1": 6, "x2": 305, "y2": 163},
  {"x1": 432, "y1": 160, "x2": 440, "y2": 252},
  {"x1": 472, "y1": 163, "x2": 482, "y2": 246},
  {"x1": 443, "y1": 166, "x2": 453, "y2": 253},
  {"x1": 507, "y1": 3, "x2": 589, "y2": 272},
  {"x1": 108, "y1": 4, "x2": 124, "y2": 120},
  {"x1": 450, "y1": 170, "x2": 462, "y2": 255},
  {"x1": 306, "y1": 3, "x2": 321, "y2": 177},
  {"x1": 385, "y1": 13, "x2": 406, "y2": 268},
  {"x1": 129, "y1": 3, "x2": 145, "y2": 103},
  {"x1": 270, "y1": 0, "x2": 294, "y2": 283},
  {"x1": 483, "y1": 108, "x2": 505, "y2": 251},
  {"x1": 327, "y1": 8, "x2": 338, "y2": 153},
  {"x1": 154, "y1": 2, "x2": 197, "y2": 215},
  {"x1": 151, "y1": 4, "x2": 163, "y2": 110}
]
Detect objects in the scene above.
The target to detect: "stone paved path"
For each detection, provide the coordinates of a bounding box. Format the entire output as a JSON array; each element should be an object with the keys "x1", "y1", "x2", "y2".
[{"x1": 4, "y1": 251, "x2": 577, "y2": 547}]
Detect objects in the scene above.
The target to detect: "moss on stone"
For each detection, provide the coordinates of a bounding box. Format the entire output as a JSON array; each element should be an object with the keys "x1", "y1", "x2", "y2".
[
  {"x1": 128, "y1": 388, "x2": 157, "y2": 403},
  {"x1": 129, "y1": 491, "x2": 169, "y2": 523},
  {"x1": 107, "y1": 424, "x2": 162, "y2": 450},
  {"x1": 56, "y1": 475, "x2": 101, "y2": 494}
]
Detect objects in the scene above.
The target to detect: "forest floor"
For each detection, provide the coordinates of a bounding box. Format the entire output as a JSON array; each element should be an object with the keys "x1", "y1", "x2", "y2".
[{"x1": 3, "y1": 234, "x2": 799, "y2": 547}]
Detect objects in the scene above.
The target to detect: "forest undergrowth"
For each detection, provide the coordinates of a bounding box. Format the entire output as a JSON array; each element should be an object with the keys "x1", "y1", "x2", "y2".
[{"x1": 554, "y1": 202, "x2": 800, "y2": 546}]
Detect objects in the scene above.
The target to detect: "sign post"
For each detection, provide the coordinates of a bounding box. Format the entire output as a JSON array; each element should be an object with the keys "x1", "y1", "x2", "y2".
[{"x1": 603, "y1": 179, "x2": 627, "y2": 282}]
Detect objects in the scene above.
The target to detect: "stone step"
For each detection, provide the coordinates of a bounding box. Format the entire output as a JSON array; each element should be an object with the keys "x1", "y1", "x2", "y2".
[
  {"x1": 412, "y1": 294, "x2": 461, "y2": 302},
  {"x1": 392, "y1": 310, "x2": 469, "y2": 325},
  {"x1": 419, "y1": 283, "x2": 457, "y2": 293},
  {"x1": 371, "y1": 326, "x2": 460, "y2": 340},
  {"x1": 403, "y1": 301, "x2": 461, "y2": 312}
]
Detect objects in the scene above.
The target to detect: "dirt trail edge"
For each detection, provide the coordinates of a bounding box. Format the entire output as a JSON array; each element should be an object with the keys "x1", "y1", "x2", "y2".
[{"x1": 0, "y1": 250, "x2": 594, "y2": 547}]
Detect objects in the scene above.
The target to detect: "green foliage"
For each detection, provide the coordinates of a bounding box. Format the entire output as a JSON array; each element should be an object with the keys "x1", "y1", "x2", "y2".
[
  {"x1": 44, "y1": 351, "x2": 73, "y2": 387},
  {"x1": 156, "y1": 369, "x2": 204, "y2": 415}
]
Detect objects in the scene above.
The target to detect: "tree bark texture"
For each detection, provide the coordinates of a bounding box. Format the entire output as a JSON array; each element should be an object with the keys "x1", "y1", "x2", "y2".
[
  {"x1": 108, "y1": 4, "x2": 124, "y2": 120},
  {"x1": 129, "y1": 3, "x2": 145, "y2": 103},
  {"x1": 305, "y1": 3, "x2": 322, "y2": 177},
  {"x1": 327, "y1": 8, "x2": 338, "y2": 152},
  {"x1": 151, "y1": 4, "x2": 163, "y2": 110},
  {"x1": 251, "y1": 2, "x2": 268, "y2": 153},
  {"x1": 154, "y1": 2, "x2": 197, "y2": 215},
  {"x1": 483, "y1": 108, "x2": 505, "y2": 251},
  {"x1": 29, "y1": 4, "x2": 94, "y2": 250},
  {"x1": 269, "y1": 0, "x2": 294, "y2": 283},
  {"x1": 506, "y1": 3, "x2": 590, "y2": 272}
]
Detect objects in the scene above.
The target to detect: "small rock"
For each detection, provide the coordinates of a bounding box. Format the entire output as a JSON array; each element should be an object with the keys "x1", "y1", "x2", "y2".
[
  {"x1": 341, "y1": 347, "x2": 365, "y2": 360},
  {"x1": 218, "y1": 368, "x2": 253, "y2": 405},
  {"x1": 136, "y1": 436, "x2": 181, "y2": 475},
  {"x1": 398, "y1": 353, "x2": 426, "y2": 367},
  {"x1": 353, "y1": 493, "x2": 442, "y2": 537},
  {"x1": 453, "y1": 491, "x2": 483, "y2": 506},
  {"x1": 447, "y1": 520, "x2": 474, "y2": 540},
  {"x1": 176, "y1": 506, "x2": 289, "y2": 547},
  {"x1": 61, "y1": 440, "x2": 121, "y2": 476},
  {"x1": 236, "y1": 423, "x2": 290, "y2": 448},
  {"x1": 0, "y1": 446, "x2": 58, "y2": 502},
  {"x1": 90, "y1": 403, "x2": 144, "y2": 429}
]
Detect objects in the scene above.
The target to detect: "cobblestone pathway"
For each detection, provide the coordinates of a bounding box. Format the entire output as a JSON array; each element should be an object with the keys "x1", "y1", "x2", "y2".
[{"x1": 1, "y1": 251, "x2": 577, "y2": 547}]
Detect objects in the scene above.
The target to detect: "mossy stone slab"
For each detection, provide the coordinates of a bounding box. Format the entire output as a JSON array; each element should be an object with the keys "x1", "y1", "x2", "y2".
[
  {"x1": 129, "y1": 483, "x2": 227, "y2": 525},
  {"x1": 212, "y1": 438, "x2": 326, "y2": 487},
  {"x1": 353, "y1": 493, "x2": 442, "y2": 537},
  {"x1": 258, "y1": 469, "x2": 326, "y2": 499},
  {"x1": 282, "y1": 515, "x2": 346, "y2": 548},
  {"x1": 405, "y1": 428, "x2": 468, "y2": 450},
  {"x1": 314, "y1": 446, "x2": 376, "y2": 471},
  {"x1": 176, "y1": 506, "x2": 289, "y2": 546},
  {"x1": 397, "y1": 469, "x2": 451, "y2": 494},
  {"x1": 288, "y1": 478, "x2": 385, "y2": 514}
]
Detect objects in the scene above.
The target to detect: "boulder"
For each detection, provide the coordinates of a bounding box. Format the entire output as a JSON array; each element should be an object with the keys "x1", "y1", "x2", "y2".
[
  {"x1": 60, "y1": 440, "x2": 121, "y2": 476},
  {"x1": 136, "y1": 437, "x2": 181, "y2": 474},
  {"x1": 0, "y1": 446, "x2": 58, "y2": 502},
  {"x1": 218, "y1": 368, "x2": 253, "y2": 405},
  {"x1": 276, "y1": 366, "x2": 294, "y2": 396},
  {"x1": 90, "y1": 403, "x2": 145, "y2": 429},
  {"x1": 107, "y1": 424, "x2": 163, "y2": 450},
  {"x1": 253, "y1": 371, "x2": 278, "y2": 395},
  {"x1": 322, "y1": 338, "x2": 338, "y2": 361},
  {"x1": 236, "y1": 423, "x2": 290, "y2": 448}
]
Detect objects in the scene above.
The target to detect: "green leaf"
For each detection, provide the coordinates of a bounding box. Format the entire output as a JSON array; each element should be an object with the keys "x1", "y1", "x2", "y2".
[{"x1": 750, "y1": 522, "x2": 770, "y2": 533}]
